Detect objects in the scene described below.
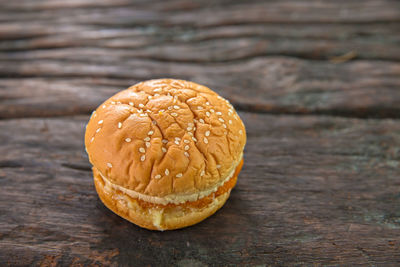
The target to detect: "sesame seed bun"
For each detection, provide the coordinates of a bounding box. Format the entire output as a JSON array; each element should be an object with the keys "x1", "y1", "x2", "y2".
[{"x1": 85, "y1": 79, "x2": 246, "y2": 230}]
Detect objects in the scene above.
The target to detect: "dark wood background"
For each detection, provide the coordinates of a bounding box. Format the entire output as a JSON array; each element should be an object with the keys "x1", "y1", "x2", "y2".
[{"x1": 1, "y1": 0, "x2": 400, "y2": 266}]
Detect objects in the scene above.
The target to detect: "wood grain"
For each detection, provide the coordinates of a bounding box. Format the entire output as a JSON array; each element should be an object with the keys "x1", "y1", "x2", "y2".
[
  {"x1": 1, "y1": 0, "x2": 399, "y2": 120},
  {"x1": 1, "y1": 0, "x2": 399, "y2": 25},
  {"x1": 0, "y1": 113, "x2": 399, "y2": 266},
  {"x1": 1, "y1": 0, "x2": 400, "y2": 265},
  {"x1": 1, "y1": 58, "x2": 400, "y2": 119},
  {"x1": 1, "y1": 25, "x2": 399, "y2": 61}
]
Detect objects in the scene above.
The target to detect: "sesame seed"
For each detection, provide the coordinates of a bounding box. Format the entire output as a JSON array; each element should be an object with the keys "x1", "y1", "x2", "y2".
[
  {"x1": 210, "y1": 109, "x2": 215, "y2": 113},
  {"x1": 160, "y1": 109, "x2": 165, "y2": 113},
  {"x1": 96, "y1": 128, "x2": 101, "y2": 133},
  {"x1": 162, "y1": 139, "x2": 168, "y2": 144},
  {"x1": 154, "y1": 88, "x2": 161, "y2": 92},
  {"x1": 107, "y1": 163, "x2": 112, "y2": 168},
  {"x1": 155, "y1": 174, "x2": 161, "y2": 179},
  {"x1": 192, "y1": 137, "x2": 197, "y2": 142},
  {"x1": 141, "y1": 155, "x2": 146, "y2": 161},
  {"x1": 162, "y1": 147, "x2": 167, "y2": 153},
  {"x1": 171, "y1": 113, "x2": 178, "y2": 117},
  {"x1": 216, "y1": 111, "x2": 222, "y2": 115},
  {"x1": 117, "y1": 101, "x2": 122, "y2": 104},
  {"x1": 165, "y1": 169, "x2": 169, "y2": 175},
  {"x1": 154, "y1": 94, "x2": 160, "y2": 97},
  {"x1": 176, "y1": 173, "x2": 183, "y2": 178},
  {"x1": 144, "y1": 137, "x2": 150, "y2": 141},
  {"x1": 184, "y1": 140, "x2": 190, "y2": 144},
  {"x1": 175, "y1": 137, "x2": 181, "y2": 141},
  {"x1": 199, "y1": 119, "x2": 205, "y2": 123},
  {"x1": 203, "y1": 137, "x2": 208, "y2": 144},
  {"x1": 206, "y1": 102, "x2": 210, "y2": 105},
  {"x1": 98, "y1": 120, "x2": 103, "y2": 124},
  {"x1": 129, "y1": 102, "x2": 134, "y2": 106},
  {"x1": 229, "y1": 120, "x2": 232, "y2": 124},
  {"x1": 219, "y1": 118, "x2": 224, "y2": 122},
  {"x1": 200, "y1": 170, "x2": 205, "y2": 176},
  {"x1": 118, "y1": 122, "x2": 122, "y2": 129},
  {"x1": 139, "y1": 103, "x2": 144, "y2": 108},
  {"x1": 197, "y1": 106, "x2": 203, "y2": 110},
  {"x1": 175, "y1": 140, "x2": 179, "y2": 145},
  {"x1": 205, "y1": 131, "x2": 210, "y2": 136},
  {"x1": 188, "y1": 132, "x2": 193, "y2": 136},
  {"x1": 184, "y1": 152, "x2": 189, "y2": 157},
  {"x1": 206, "y1": 112, "x2": 210, "y2": 117},
  {"x1": 146, "y1": 109, "x2": 151, "y2": 113},
  {"x1": 188, "y1": 122, "x2": 194, "y2": 127},
  {"x1": 193, "y1": 119, "x2": 198, "y2": 123},
  {"x1": 193, "y1": 127, "x2": 196, "y2": 131},
  {"x1": 187, "y1": 127, "x2": 192, "y2": 131},
  {"x1": 145, "y1": 142, "x2": 151, "y2": 148},
  {"x1": 217, "y1": 165, "x2": 221, "y2": 169},
  {"x1": 152, "y1": 121, "x2": 157, "y2": 125},
  {"x1": 139, "y1": 114, "x2": 147, "y2": 117},
  {"x1": 185, "y1": 145, "x2": 189, "y2": 151},
  {"x1": 148, "y1": 96, "x2": 152, "y2": 100},
  {"x1": 91, "y1": 137, "x2": 94, "y2": 142},
  {"x1": 139, "y1": 147, "x2": 145, "y2": 153},
  {"x1": 138, "y1": 109, "x2": 143, "y2": 113},
  {"x1": 223, "y1": 124, "x2": 227, "y2": 128},
  {"x1": 168, "y1": 106, "x2": 172, "y2": 110},
  {"x1": 239, "y1": 130, "x2": 243, "y2": 135},
  {"x1": 102, "y1": 105, "x2": 106, "y2": 108},
  {"x1": 148, "y1": 130, "x2": 154, "y2": 135},
  {"x1": 125, "y1": 138, "x2": 131, "y2": 142},
  {"x1": 111, "y1": 101, "x2": 116, "y2": 104},
  {"x1": 173, "y1": 105, "x2": 180, "y2": 110}
]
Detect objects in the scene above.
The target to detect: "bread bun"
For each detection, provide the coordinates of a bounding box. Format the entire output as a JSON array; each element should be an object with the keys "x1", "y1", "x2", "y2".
[{"x1": 85, "y1": 79, "x2": 246, "y2": 230}]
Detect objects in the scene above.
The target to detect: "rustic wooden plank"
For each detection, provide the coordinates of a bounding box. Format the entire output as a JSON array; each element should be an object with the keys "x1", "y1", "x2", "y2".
[
  {"x1": 0, "y1": 0, "x2": 399, "y2": 120},
  {"x1": 1, "y1": 34, "x2": 399, "y2": 61},
  {"x1": 0, "y1": 113, "x2": 399, "y2": 265},
  {"x1": 0, "y1": 22, "x2": 399, "y2": 62},
  {"x1": 2, "y1": 22, "x2": 399, "y2": 42},
  {"x1": 0, "y1": 0, "x2": 399, "y2": 25},
  {"x1": 1, "y1": 58, "x2": 400, "y2": 119},
  {"x1": 0, "y1": 0, "x2": 399, "y2": 61}
]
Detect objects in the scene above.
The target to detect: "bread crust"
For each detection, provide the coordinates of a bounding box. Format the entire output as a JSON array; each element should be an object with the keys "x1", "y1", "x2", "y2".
[
  {"x1": 85, "y1": 79, "x2": 246, "y2": 197},
  {"x1": 94, "y1": 169, "x2": 231, "y2": 230},
  {"x1": 85, "y1": 79, "x2": 246, "y2": 230}
]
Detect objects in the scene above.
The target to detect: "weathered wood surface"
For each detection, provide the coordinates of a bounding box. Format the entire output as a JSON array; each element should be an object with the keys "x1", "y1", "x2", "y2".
[
  {"x1": 1, "y1": 0, "x2": 400, "y2": 265},
  {"x1": 1, "y1": 0, "x2": 400, "y2": 119},
  {"x1": 1, "y1": 59, "x2": 400, "y2": 119},
  {"x1": 1, "y1": 113, "x2": 399, "y2": 266}
]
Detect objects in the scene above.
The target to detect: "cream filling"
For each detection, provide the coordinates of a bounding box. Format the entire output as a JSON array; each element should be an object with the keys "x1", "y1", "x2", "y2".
[{"x1": 99, "y1": 155, "x2": 242, "y2": 205}]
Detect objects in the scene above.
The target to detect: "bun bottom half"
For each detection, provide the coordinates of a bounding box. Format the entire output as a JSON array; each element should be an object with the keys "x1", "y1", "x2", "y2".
[{"x1": 93, "y1": 170, "x2": 232, "y2": 231}]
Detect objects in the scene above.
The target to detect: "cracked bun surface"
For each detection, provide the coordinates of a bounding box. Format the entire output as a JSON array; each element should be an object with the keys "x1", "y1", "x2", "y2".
[{"x1": 85, "y1": 79, "x2": 246, "y2": 230}]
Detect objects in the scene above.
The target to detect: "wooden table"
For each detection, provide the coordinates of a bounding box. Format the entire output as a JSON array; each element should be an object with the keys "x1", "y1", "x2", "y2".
[{"x1": 1, "y1": 0, "x2": 400, "y2": 265}]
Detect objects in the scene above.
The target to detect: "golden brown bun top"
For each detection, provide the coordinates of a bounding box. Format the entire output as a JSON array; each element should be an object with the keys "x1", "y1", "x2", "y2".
[{"x1": 85, "y1": 79, "x2": 246, "y2": 197}]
